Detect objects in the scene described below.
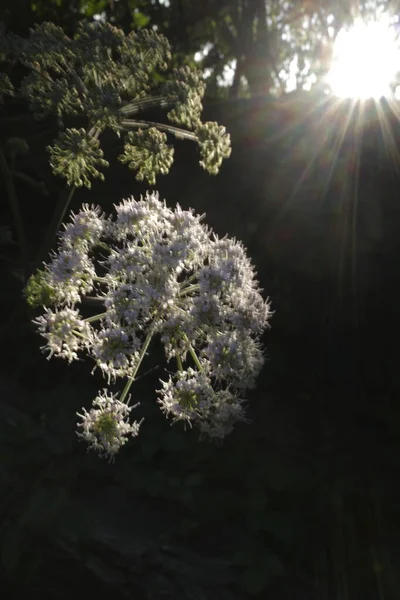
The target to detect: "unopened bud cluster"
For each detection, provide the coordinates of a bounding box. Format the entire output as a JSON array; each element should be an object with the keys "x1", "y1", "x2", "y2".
[{"x1": 0, "y1": 22, "x2": 231, "y2": 187}]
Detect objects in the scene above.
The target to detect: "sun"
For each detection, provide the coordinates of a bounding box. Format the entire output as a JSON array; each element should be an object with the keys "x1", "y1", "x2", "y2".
[{"x1": 326, "y1": 13, "x2": 400, "y2": 99}]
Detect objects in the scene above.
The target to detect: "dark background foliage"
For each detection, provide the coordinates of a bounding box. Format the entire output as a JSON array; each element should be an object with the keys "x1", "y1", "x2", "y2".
[{"x1": 1, "y1": 2, "x2": 400, "y2": 599}]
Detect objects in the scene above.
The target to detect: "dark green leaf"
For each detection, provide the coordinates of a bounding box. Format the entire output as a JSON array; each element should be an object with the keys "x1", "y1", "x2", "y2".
[
  {"x1": 161, "y1": 429, "x2": 187, "y2": 451},
  {"x1": 260, "y1": 552, "x2": 284, "y2": 576},
  {"x1": 232, "y1": 548, "x2": 254, "y2": 566},
  {"x1": 146, "y1": 477, "x2": 162, "y2": 497},
  {"x1": 141, "y1": 437, "x2": 159, "y2": 459},
  {"x1": 84, "y1": 0, "x2": 108, "y2": 18},
  {"x1": 168, "y1": 476, "x2": 181, "y2": 487},
  {"x1": 255, "y1": 511, "x2": 292, "y2": 543},
  {"x1": 117, "y1": 466, "x2": 149, "y2": 491},
  {"x1": 179, "y1": 518, "x2": 198, "y2": 535},
  {"x1": 261, "y1": 462, "x2": 297, "y2": 490},
  {"x1": 185, "y1": 472, "x2": 204, "y2": 487},
  {"x1": 5, "y1": 137, "x2": 29, "y2": 156},
  {"x1": 176, "y1": 487, "x2": 193, "y2": 504},
  {"x1": 1, "y1": 523, "x2": 25, "y2": 571},
  {"x1": 20, "y1": 484, "x2": 69, "y2": 532},
  {"x1": 85, "y1": 554, "x2": 127, "y2": 583},
  {"x1": 132, "y1": 11, "x2": 150, "y2": 29},
  {"x1": 241, "y1": 564, "x2": 268, "y2": 595},
  {"x1": 248, "y1": 490, "x2": 268, "y2": 511}
]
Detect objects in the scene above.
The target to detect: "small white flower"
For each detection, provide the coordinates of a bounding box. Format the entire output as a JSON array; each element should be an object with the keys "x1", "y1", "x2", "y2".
[
  {"x1": 197, "y1": 388, "x2": 249, "y2": 441},
  {"x1": 107, "y1": 241, "x2": 152, "y2": 281},
  {"x1": 211, "y1": 236, "x2": 257, "y2": 291},
  {"x1": 113, "y1": 191, "x2": 172, "y2": 241},
  {"x1": 90, "y1": 326, "x2": 141, "y2": 382},
  {"x1": 157, "y1": 367, "x2": 214, "y2": 425},
  {"x1": 76, "y1": 389, "x2": 142, "y2": 462},
  {"x1": 104, "y1": 281, "x2": 145, "y2": 326},
  {"x1": 33, "y1": 306, "x2": 92, "y2": 362},
  {"x1": 60, "y1": 204, "x2": 106, "y2": 250},
  {"x1": 228, "y1": 287, "x2": 272, "y2": 333},
  {"x1": 46, "y1": 247, "x2": 96, "y2": 306},
  {"x1": 202, "y1": 329, "x2": 264, "y2": 389},
  {"x1": 165, "y1": 204, "x2": 211, "y2": 268},
  {"x1": 190, "y1": 292, "x2": 227, "y2": 329},
  {"x1": 158, "y1": 303, "x2": 198, "y2": 362}
]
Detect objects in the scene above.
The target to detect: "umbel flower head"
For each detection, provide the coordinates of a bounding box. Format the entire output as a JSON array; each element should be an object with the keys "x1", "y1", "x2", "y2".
[
  {"x1": 48, "y1": 128, "x2": 109, "y2": 188},
  {"x1": 119, "y1": 128, "x2": 174, "y2": 186},
  {"x1": 0, "y1": 21, "x2": 231, "y2": 187},
  {"x1": 76, "y1": 390, "x2": 142, "y2": 463},
  {"x1": 27, "y1": 191, "x2": 271, "y2": 459}
]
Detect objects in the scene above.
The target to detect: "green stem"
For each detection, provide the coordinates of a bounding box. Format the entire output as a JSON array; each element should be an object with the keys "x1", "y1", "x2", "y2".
[
  {"x1": 73, "y1": 330, "x2": 89, "y2": 340},
  {"x1": 96, "y1": 241, "x2": 112, "y2": 253},
  {"x1": 82, "y1": 296, "x2": 106, "y2": 307},
  {"x1": 179, "y1": 272, "x2": 198, "y2": 287},
  {"x1": 174, "y1": 340, "x2": 183, "y2": 372},
  {"x1": 10, "y1": 170, "x2": 48, "y2": 193},
  {"x1": 35, "y1": 185, "x2": 76, "y2": 269},
  {"x1": 188, "y1": 345, "x2": 202, "y2": 371},
  {"x1": 119, "y1": 119, "x2": 198, "y2": 142},
  {"x1": 34, "y1": 128, "x2": 101, "y2": 272},
  {"x1": 120, "y1": 95, "x2": 175, "y2": 116},
  {"x1": 83, "y1": 312, "x2": 108, "y2": 324},
  {"x1": 30, "y1": 64, "x2": 54, "y2": 85},
  {"x1": 181, "y1": 331, "x2": 202, "y2": 371},
  {"x1": 64, "y1": 63, "x2": 88, "y2": 97},
  {"x1": 179, "y1": 283, "x2": 200, "y2": 297},
  {"x1": 0, "y1": 148, "x2": 30, "y2": 279},
  {"x1": 119, "y1": 323, "x2": 157, "y2": 404}
]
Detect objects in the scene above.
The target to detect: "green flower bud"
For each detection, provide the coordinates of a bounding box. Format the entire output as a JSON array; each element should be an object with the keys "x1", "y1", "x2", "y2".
[
  {"x1": 196, "y1": 121, "x2": 232, "y2": 175},
  {"x1": 166, "y1": 66, "x2": 205, "y2": 129},
  {"x1": 23, "y1": 269, "x2": 59, "y2": 309},
  {"x1": 48, "y1": 128, "x2": 109, "y2": 188},
  {"x1": 119, "y1": 127, "x2": 174, "y2": 185}
]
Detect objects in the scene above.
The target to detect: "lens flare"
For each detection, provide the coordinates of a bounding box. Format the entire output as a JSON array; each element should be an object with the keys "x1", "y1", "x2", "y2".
[{"x1": 326, "y1": 14, "x2": 400, "y2": 99}]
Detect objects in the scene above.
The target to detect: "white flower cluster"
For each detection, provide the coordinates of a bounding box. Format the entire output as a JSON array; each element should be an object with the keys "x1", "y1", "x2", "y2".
[
  {"x1": 76, "y1": 390, "x2": 142, "y2": 463},
  {"x1": 32, "y1": 192, "x2": 271, "y2": 459}
]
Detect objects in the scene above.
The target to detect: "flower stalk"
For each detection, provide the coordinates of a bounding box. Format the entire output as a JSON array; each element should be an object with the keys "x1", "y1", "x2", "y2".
[
  {"x1": 119, "y1": 323, "x2": 157, "y2": 404},
  {"x1": 120, "y1": 119, "x2": 198, "y2": 142},
  {"x1": 35, "y1": 185, "x2": 76, "y2": 270},
  {"x1": 0, "y1": 149, "x2": 30, "y2": 279},
  {"x1": 84, "y1": 312, "x2": 108, "y2": 324}
]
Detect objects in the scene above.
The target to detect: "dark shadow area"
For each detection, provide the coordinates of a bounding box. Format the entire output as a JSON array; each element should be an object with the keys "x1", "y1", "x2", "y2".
[{"x1": 1, "y1": 91, "x2": 400, "y2": 599}]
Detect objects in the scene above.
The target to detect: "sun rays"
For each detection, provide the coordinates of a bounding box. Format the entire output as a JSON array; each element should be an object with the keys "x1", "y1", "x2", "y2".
[{"x1": 326, "y1": 14, "x2": 400, "y2": 100}]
